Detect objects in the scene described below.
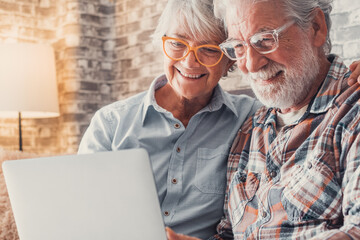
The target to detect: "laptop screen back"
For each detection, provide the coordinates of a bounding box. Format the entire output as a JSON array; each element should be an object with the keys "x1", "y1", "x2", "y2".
[{"x1": 3, "y1": 148, "x2": 167, "y2": 240}]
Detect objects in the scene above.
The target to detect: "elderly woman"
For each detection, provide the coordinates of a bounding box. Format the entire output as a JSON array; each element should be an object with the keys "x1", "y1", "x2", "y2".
[{"x1": 78, "y1": 0, "x2": 260, "y2": 238}]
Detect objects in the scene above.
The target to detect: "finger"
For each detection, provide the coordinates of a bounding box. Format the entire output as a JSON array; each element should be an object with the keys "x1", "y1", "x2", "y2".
[
  {"x1": 166, "y1": 227, "x2": 176, "y2": 240},
  {"x1": 347, "y1": 77, "x2": 356, "y2": 86},
  {"x1": 166, "y1": 227, "x2": 184, "y2": 240},
  {"x1": 349, "y1": 60, "x2": 359, "y2": 72},
  {"x1": 165, "y1": 227, "x2": 200, "y2": 240},
  {"x1": 347, "y1": 61, "x2": 360, "y2": 86}
]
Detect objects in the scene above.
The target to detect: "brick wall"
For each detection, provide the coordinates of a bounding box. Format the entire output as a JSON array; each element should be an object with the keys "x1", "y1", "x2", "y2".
[
  {"x1": 0, "y1": 0, "x2": 359, "y2": 154},
  {"x1": 331, "y1": 0, "x2": 360, "y2": 66},
  {"x1": 114, "y1": 0, "x2": 166, "y2": 100},
  {"x1": 56, "y1": 0, "x2": 118, "y2": 153},
  {"x1": 0, "y1": 0, "x2": 119, "y2": 154}
]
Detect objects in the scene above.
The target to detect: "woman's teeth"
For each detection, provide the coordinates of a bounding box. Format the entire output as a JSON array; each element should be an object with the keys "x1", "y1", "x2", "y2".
[{"x1": 179, "y1": 70, "x2": 203, "y2": 79}]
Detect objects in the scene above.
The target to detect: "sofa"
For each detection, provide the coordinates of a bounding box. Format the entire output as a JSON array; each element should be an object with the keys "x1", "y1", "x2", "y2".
[{"x1": 0, "y1": 148, "x2": 39, "y2": 240}]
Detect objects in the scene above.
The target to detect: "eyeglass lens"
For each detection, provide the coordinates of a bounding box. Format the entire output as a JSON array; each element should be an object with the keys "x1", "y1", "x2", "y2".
[
  {"x1": 250, "y1": 33, "x2": 277, "y2": 52},
  {"x1": 223, "y1": 33, "x2": 278, "y2": 60},
  {"x1": 164, "y1": 38, "x2": 222, "y2": 66},
  {"x1": 220, "y1": 21, "x2": 294, "y2": 60}
]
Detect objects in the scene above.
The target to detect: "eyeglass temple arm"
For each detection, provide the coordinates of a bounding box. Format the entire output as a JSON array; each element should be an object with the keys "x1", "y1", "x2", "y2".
[{"x1": 274, "y1": 20, "x2": 295, "y2": 35}]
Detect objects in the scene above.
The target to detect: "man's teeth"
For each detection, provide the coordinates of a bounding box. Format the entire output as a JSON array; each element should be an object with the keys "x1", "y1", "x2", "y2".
[
  {"x1": 180, "y1": 71, "x2": 202, "y2": 79},
  {"x1": 252, "y1": 70, "x2": 282, "y2": 81}
]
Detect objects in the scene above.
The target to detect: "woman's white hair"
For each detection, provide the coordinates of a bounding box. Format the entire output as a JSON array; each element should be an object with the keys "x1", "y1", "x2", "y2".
[
  {"x1": 152, "y1": 0, "x2": 226, "y2": 47},
  {"x1": 214, "y1": 0, "x2": 333, "y2": 54}
]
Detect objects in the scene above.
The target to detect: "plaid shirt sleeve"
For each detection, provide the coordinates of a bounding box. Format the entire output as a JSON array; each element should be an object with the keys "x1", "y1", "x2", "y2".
[{"x1": 310, "y1": 95, "x2": 360, "y2": 239}]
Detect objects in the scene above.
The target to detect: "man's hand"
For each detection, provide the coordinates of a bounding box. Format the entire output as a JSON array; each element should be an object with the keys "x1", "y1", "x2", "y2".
[
  {"x1": 348, "y1": 60, "x2": 360, "y2": 85},
  {"x1": 166, "y1": 227, "x2": 201, "y2": 240}
]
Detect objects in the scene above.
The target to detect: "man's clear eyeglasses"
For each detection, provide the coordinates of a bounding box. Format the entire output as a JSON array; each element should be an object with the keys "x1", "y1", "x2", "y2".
[
  {"x1": 162, "y1": 36, "x2": 224, "y2": 67},
  {"x1": 219, "y1": 20, "x2": 295, "y2": 60}
]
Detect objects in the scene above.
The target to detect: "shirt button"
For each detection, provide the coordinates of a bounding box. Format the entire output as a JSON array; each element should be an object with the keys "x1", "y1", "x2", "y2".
[
  {"x1": 307, "y1": 162, "x2": 312, "y2": 169},
  {"x1": 270, "y1": 171, "x2": 277, "y2": 178},
  {"x1": 171, "y1": 178, "x2": 178, "y2": 184},
  {"x1": 176, "y1": 147, "x2": 181, "y2": 153},
  {"x1": 174, "y1": 123, "x2": 181, "y2": 129},
  {"x1": 262, "y1": 211, "x2": 267, "y2": 218},
  {"x1": 164, "y1": 211, "x2": 170, "y2": 216}
]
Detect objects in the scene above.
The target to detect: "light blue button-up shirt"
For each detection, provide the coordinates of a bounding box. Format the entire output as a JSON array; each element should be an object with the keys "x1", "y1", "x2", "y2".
[{"x1": 78, "y1": 74, "x2": 261, "y2": 239}]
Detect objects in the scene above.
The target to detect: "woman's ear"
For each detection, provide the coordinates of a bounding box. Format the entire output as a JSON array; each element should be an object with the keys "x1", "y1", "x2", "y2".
[
  {"x1": 227, "y1": 59, "x2": 236, "y2": 71},
  {"x1": 223, "y1": 60, "x2": 236, "y2": 77},
  {"x1": 310, "y1": 8, "x2": 328, "y2": 48}
]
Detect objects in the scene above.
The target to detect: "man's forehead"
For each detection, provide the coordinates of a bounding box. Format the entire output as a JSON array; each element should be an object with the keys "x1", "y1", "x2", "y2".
[
  {"x1": 227, "y1": 0, "x2": 286, "y2": 21},
  {"x1": 226, "y1": 0, "x2": 286, "y2": 33}
]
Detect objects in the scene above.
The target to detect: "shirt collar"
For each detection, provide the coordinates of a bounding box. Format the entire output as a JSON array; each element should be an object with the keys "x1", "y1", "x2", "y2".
[
  {"x1": 210, "y1": 85, "x2": 240, "y2": 118},
  {"x1": 308, "y1": 54, "x2": 350, "y2": 114},
  {"x1": 142, "y1": 74, "x2": 167, "y2": 123},
  {"x1": 141, "y1": 74, "x2": 240, "y2": 124},
  {"x1": 256, "y1": 54, "x2": 350, "y2": 126}
]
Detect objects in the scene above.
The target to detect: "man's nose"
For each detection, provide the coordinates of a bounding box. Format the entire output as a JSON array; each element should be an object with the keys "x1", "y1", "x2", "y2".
[{"x1": 244, "y1": 45, "x2": 268, "y2": 73}]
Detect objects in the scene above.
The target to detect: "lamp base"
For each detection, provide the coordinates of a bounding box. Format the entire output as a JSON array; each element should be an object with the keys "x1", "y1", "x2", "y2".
[{"x1": 18, "y1": 112, "x2": 22, "y2": 151}]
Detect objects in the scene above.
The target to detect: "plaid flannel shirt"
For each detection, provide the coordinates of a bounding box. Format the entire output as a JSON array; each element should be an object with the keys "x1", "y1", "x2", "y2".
[{"x1": 212, "y1": 55, "x2": 360, "y2": 240}]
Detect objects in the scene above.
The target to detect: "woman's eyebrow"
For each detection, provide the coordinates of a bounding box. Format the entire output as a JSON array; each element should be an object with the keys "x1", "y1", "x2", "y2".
[{"x1": 171, "y1": 34, "x2": 218, "y2": 46}]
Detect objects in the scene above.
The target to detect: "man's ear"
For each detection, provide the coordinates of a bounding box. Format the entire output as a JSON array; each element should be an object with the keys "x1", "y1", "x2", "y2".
[{"x1": 310, "y1": 8, "x2": 328, "y2": 48}]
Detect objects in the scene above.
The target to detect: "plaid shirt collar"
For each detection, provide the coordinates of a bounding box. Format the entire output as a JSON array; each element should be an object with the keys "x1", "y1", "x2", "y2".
[{"x1": 255, "y1": 54, "x2": 350, "y2": 126}]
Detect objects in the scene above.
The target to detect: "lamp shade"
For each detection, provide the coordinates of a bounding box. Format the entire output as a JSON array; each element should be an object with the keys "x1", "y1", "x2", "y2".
[{"x1": 0, "y1": 43, "x2": 59, "y2": 118}]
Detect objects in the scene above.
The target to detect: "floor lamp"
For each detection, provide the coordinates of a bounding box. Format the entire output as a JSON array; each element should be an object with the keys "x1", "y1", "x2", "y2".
[{"x1": 0, "y1": 43, "x2": 59, "y2": 151}]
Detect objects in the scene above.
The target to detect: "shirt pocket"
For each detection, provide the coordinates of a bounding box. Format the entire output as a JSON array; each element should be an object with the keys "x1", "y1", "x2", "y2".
[
  {"x1": 195, "y1": 144, "x2": 230, "y2": 194},
  {"x1": 229, "y1": 171, "x2": 260, "y2": 227},
  {"x1": 281, "y1": 152, "x2": 342, "y2": 222}
]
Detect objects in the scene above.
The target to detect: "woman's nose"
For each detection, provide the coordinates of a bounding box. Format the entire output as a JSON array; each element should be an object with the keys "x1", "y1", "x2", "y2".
[{"x1": 181, "y1": 50, "x2": 201, "y2": 67}]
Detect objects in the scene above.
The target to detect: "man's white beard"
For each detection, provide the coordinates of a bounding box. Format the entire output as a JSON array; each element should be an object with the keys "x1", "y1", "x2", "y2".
[{"x1": 245, "y1": 41, "x2": 320, "y2": 109}]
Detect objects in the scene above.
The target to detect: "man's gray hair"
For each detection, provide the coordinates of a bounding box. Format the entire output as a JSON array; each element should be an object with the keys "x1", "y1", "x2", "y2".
[
  {"x1": 152, "y1": 0, "x2": 226, "y2": 47},
  {"x1": 214, "y1": 0, "x2": 333, "y2": 54}
]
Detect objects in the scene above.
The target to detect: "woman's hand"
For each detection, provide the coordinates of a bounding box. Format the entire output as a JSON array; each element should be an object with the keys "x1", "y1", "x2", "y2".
[
  {"x1": 166, "y1": 227, "x2": 201, "y2": 240},
  {"x1": 348, "y1": 60, "x2": 360, "y2": 85}
]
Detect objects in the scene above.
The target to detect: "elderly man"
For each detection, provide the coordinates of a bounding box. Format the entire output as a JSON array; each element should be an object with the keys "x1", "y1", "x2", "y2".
[{"x1": 167, "y1": 0, "x2": 360, "y2": 239}]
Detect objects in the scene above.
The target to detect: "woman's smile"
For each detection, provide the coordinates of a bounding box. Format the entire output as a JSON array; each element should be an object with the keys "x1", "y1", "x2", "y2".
[{"x1": 176, "y1": 67, "x2": 207, "y2": 80}]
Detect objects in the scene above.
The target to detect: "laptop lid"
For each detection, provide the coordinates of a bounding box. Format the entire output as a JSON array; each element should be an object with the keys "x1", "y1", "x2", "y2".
[{"x1": 3, "y1": 148, "x2": 167, "y2": 240}]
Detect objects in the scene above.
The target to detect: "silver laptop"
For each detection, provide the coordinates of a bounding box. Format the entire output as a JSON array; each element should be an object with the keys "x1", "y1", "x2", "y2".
[{"x1": 2, "y1": 148, "x2": 167, "y2": 240}]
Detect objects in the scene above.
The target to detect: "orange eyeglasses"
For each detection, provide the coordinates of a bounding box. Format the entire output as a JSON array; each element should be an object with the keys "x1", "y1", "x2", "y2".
[{"x1": 162, "y1": 36, "x2": 224, "y2": 67}]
